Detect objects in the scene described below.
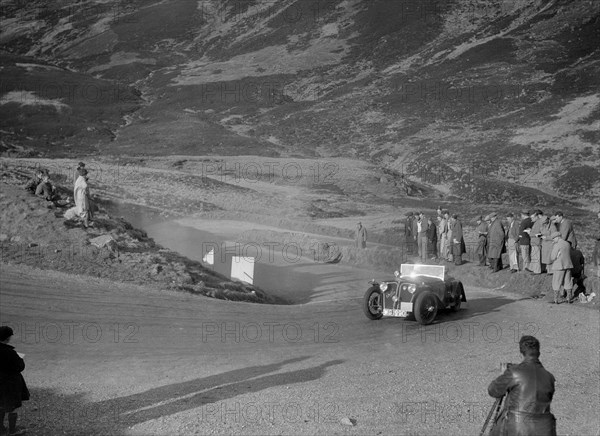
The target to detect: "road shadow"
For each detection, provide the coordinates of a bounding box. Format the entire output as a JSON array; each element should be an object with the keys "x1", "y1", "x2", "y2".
[
  {"x1": 436, "y1": 295, "x2": 516, "y2": 323},
  {"x1": 20, "y1": 357, "x2": 345, "y2": 434}
]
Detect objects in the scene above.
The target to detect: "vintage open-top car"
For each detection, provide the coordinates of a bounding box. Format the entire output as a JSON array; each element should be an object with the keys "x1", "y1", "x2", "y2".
[{"x1": 363, "y1": 264, "x2": 466, "y2": 325}]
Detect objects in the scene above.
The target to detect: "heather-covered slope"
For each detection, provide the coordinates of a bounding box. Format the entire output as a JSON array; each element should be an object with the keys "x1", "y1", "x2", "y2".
[{"x1": 1, "y1": 0, "x2": 599, "y2": 204}]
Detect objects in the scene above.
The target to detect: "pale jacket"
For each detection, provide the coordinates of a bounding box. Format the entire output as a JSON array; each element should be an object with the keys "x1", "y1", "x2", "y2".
[{"x1": 74, "y1": 176, "x2": 89, "y2": 215}]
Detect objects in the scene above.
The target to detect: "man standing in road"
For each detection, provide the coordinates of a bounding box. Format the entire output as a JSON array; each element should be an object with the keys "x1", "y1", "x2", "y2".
[
  {"x1": 355, "y1": 222, "x2": 367, "y2": 249},
  {"x1": 554, "y1": 212, "x2": 577, "y2": 249},
  {"x1": 476, "y1": 215, "x2": 488, "y2": 266},
  {"x1": 488, "y1": 335, "x2": 556, "y2": 436},
  {"x1": 506, "y1": 213, "x2": 519, "y2": 273},
  {"x1": 550, "y1": 231, "x2": 574, "y2": 304},
  {"x1": 487, "y1": 212, "x2": 505, "y2": 272},
  {"x1": 517, "y1": 210, "x2": 532, "y2": 272}
]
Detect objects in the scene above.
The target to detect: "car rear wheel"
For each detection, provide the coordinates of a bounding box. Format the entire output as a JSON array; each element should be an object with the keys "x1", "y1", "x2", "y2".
[
  {"x1": 414, "y1": 291, "x2": 438, "y2": 325},
  {"x1": 363, "y1": 286, "x2": 383, "y2": 320}
]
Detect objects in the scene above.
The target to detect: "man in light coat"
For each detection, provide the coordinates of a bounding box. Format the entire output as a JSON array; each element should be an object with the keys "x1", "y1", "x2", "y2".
[
  {"x1": 550, "y1": 231, "x2": 574, "y2": 304},
  {"x1": 506, "y1": 213, "x2": 519, "y2": 273},
  {"x1": 540, "y1": 214, "x2": 558, "y2": 274},
  {"x1": 444, "y1": 210, "x2": 453, "y2": 262},
  {"x1": 554, "y1": 211, "x2": 577, "y2": 249},
  {"x1": 438, "y1": 213, "x2": 448, "y2": 263},
  {"x1": 487, "y1": 212, "x2": 505, "y2": 272}
]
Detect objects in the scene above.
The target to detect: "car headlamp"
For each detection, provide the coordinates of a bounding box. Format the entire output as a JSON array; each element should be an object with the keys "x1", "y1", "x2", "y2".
[
  {"x1": 379, "y1": 283, "x2": 388, "y2": 292},
  {"x1": 401, "y1": 284, "x2": 417, "y2": 293}
]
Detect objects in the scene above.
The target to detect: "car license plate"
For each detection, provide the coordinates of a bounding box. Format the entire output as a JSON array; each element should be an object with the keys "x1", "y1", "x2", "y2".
[{"x1": 383, "y1": 309, "x2": 409, "y2": 317}]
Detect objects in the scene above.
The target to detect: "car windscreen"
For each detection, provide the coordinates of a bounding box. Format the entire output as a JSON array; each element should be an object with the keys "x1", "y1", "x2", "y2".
[{"x1": 400, "y1": 264, "x2": 445, "y2": 280}]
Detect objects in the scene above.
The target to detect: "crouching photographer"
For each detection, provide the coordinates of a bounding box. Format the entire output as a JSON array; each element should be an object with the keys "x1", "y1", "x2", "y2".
[{"x1": 486, "y1": 336, "x2": 556, "y2": 436}]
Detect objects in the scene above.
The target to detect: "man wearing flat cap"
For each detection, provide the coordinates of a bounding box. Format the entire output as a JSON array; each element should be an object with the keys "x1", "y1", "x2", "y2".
[
  {"x1": 487, "y1": 212, "x2": 505, "y2": 272},
  {"x1": 549, "y1": 231, "x2": 574, "y2": 304}
]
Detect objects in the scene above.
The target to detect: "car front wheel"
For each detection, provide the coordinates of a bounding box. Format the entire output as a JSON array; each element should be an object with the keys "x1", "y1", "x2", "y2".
[
  {"x1": 363, "y1": 286, "x2": 383, "y2": 320},
  {"x1": 414, "y1": 291, "x2": 438, "y2": 325}
]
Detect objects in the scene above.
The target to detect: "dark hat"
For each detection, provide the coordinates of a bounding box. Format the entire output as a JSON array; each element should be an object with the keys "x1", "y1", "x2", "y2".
[
  {"x1": 406, "y1": 212, "x2": 414, "y2": 216},
  {"x1": 550, "y1": 231, "x2": 561, "y2": 239},
  {"x1": 506, "y1": 212, "x2": 514, "y2": 218},
  {"x1": 77, "y1": 162, "x2": 85, "y2": 168},
  {"x1": 0, "y1": 326, "x2": 14, "y2": 341}
]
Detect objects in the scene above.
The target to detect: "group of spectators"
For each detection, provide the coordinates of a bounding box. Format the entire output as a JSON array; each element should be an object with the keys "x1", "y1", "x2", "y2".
[
  {"x1": 472, "y1": 209, "x2": 584, "y2": 304},
  {"x1": 404, "y1": 207, "x2": 592, "y2": 304},
  {"x1": 24, "y1": 162, "x2": 94, "y2": 228},
  {"x1": 405, "y1": 208, "x2": 467, "y2": 266}
]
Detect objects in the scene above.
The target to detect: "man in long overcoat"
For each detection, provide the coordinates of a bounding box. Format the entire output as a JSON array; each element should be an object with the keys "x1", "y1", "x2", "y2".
[
  {"x1": 540, "y1": 214, "x2": 558, "y2": 274},
  {"x1": 529, "y1": 210, "x2": 543, "y2": 274},
  {"x1": 405, "y1": 213, "x2": 415, "y2": 254},
  {"x1": 355, "y1": 222, "x2": 367, "y2": 249},
  {"x1": 506, "y1": 213, "x2": 519, "y2": 272},
  {"x1": 450, "y1": 214, "x2": 465, "y2": 266},
  {"x1": 554, "y1": 212, "x2": 577, "y2": 249},
  {"x1": 550, "y1": 231, "x2": 574, "y2": 303},
  {"x1": 487, "y1": 212, "x2": 505, "y2": 272},
  {"x1": 416, "y1": 212, "x2": 429, "y2": 262},
  {"x1": 488, "y1": 336, "x2": 556, "y2": 436},
  {"x1": 476, "y1": 216, "x2": 488, "y2": 266}
]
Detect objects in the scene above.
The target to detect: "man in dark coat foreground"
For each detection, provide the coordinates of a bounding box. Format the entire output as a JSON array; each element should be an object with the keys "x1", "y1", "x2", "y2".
[
  {"x1": 488, "y1": 335, "x2": 556, "y2": 436},
  {"x1": 0, "y1": 326, "x2": 29, "y2": 436}
]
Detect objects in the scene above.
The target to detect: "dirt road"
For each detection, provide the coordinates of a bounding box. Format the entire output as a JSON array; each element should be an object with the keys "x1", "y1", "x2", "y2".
[{"x1": 1, "y1": 262, "x2": 598, "y2": 436}]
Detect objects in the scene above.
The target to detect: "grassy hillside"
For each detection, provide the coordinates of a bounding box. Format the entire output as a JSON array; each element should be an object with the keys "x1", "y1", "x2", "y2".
[{"x1": 1, "y1": 0, "x2": 599, "y2": 205}]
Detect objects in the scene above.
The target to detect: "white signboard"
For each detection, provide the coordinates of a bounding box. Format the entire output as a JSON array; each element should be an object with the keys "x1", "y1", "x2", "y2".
[
  {"x1": 202, "y1": 248, "x2": 214, "y2": 265},
  {"x1": 230, "y1": 256, "x2": 255, "y2": 284}
]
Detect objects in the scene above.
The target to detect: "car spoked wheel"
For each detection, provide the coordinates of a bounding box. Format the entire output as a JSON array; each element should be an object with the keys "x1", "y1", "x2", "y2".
[
  {"x1": 414, "y1": 291, "x2": 438, "y2": 325},
  {"x1": 363, "y1": 286, "x2": 383, "y2": 320}
]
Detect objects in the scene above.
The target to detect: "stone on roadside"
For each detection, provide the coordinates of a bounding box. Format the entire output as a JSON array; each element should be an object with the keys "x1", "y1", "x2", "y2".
[
  {"x1": 89, "y1": 235, "x2": 117, "y2": 251},
  {"x1": 340, "y1": 417, "x2": 356, "y2": 426}
]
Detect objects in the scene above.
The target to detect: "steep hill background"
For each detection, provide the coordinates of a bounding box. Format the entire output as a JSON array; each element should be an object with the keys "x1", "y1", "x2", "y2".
[{"x1": 1, "y1": 0, "x2": 599, "y2": 205}]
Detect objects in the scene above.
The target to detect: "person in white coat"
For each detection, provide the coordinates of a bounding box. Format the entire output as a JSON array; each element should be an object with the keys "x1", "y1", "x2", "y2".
[{"x1": 64, "y1": 168, "x2": 91, "y2": 227}]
